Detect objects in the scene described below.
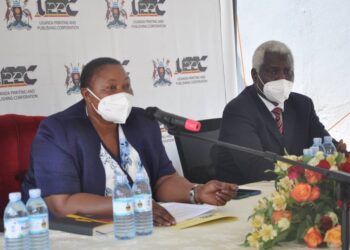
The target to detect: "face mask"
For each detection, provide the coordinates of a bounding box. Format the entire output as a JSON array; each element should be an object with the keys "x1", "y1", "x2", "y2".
[
  {"x1": 258, "y1": 75, "x2": 293, "y2": 105},
  {"x1": 87, "y1": 88, "x2": 133, "y2": 124}
]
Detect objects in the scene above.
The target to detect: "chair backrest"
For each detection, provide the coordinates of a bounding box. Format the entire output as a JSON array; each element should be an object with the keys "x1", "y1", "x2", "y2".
[
  {"x1": 174, "y1": 118, "x2": 221, "y2": 184},
  {"x1": 0, "y1": 114, "x2": 44, "y2": 218}
]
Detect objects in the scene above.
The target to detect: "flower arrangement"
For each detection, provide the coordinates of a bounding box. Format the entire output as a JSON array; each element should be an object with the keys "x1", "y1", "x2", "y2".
[{"x1": 244, "y1": 151, "x2": 350, "y2": 249}]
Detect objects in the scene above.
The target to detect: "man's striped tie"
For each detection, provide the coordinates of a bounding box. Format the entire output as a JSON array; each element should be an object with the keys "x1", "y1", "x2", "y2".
[{"x1": 272, "y1": 107, "x2": 283, "y2": 134}]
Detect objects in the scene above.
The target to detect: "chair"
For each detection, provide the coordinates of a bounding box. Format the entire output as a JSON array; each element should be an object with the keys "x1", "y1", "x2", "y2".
[
  {"x1": 0, "y1": 114, "x2": 44, "y2": 218},
  {"x1": 174, "y1": 118, "x2": 221, "y2": 184}
]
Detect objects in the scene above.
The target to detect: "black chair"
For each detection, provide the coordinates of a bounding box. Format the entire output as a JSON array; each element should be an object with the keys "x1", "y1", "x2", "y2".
[{"x1": 174, "y1": 118, "x2": 221, "y2": 184}]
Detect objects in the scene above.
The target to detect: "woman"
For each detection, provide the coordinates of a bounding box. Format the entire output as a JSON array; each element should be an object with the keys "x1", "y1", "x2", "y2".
[{"x1": 22, "y1": 57, "x2": 237, "y2": 226}]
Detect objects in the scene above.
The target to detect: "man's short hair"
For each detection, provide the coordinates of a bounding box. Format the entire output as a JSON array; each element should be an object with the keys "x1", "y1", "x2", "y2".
[{"x1": 252, "y1": 40, "x2": 294, "y2": 72}]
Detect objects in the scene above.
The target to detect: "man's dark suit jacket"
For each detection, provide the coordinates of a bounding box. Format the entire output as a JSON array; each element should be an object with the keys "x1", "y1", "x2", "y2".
[{"x1": 216, "y1": 85, "x2": 329, "y2": 185}]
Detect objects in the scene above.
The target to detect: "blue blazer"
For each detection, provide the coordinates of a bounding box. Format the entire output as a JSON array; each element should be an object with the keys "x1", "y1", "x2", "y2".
[
  {"x1": 22, "y1": 100, "x2": 175, "y2": 201},
  {"x1": 216, "y1": 85, "x2": 329, "y2": 185}
]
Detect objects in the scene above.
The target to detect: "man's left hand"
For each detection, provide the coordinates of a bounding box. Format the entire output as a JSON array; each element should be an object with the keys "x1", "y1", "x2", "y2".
[
  {"x1": 195, "y1": 180, "x2": 238, "y2": 206},
  {"x1": 337, "y1": 139, "x2": 348, "y2": 155}
]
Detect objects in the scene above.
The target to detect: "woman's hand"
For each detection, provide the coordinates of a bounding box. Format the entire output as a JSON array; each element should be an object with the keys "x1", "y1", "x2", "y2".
[
  {"x1": 152, "y1": 200, "x2": 176, "y2": 227},
  {"x1": 195, "y1": 180, "x2": 238, "y2": 206}
]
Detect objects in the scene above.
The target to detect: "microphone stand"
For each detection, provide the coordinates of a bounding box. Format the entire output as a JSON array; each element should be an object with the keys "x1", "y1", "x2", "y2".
[{"x1": 168, "y1": 128, "x2": 350, "y2": 250}]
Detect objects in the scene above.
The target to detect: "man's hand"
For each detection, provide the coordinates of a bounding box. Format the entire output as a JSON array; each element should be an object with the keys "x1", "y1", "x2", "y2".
[
  {"x1": 337, "y1": 139, "x2": 348, "y2": 155},
  {"x1": 195, "y1": 180, "x2": 238, "y2": 206},
  {"x1": 152, "y1": 200, "x2": 176, "y2": 227}
]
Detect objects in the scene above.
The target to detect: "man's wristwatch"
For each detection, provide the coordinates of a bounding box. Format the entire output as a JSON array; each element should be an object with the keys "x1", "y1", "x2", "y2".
[{"x1": 189, "y1": 184, "x2": 201, "y2": 204}]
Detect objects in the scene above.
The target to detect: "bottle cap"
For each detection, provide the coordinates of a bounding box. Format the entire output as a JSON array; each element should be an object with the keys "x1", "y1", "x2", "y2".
[
  {"x1": 324, "y1": 136, "x2": 332, "y2": 143},
  {"x1": 29, "y1": 188, "x2": 41, "y2": 198},
  {"x1": 9, "y1": 192, "x2": 21, "y2": 202},
  {"x1": 303, "y1": 148, "x2": 311, "y2": 156},
  {"x1": 313, "y1": 137, "x2": 322, "y2": 144}
]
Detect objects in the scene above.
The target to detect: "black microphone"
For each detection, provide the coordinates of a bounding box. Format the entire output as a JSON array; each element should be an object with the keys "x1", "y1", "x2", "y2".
[{"x1": 145, "y1": 107, "x2": 201, "y2": 132}]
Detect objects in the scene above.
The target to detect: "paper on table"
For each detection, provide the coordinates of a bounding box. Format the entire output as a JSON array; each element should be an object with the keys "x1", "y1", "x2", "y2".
[
  {"x1": 160, "y1": 202, "x2": 216, "y2": 223},
  {"x1": 174, "y1": 213, "x2": 238, "y2": 229}
]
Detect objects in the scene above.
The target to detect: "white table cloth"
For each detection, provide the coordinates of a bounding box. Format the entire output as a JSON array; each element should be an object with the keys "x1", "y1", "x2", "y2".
[{"x1": 0, "y1": 182, "x2": 320, "y2": 249}]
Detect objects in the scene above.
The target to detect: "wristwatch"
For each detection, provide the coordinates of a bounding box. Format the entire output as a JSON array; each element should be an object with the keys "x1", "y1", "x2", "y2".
[{"x1": 189, "y1": 184, "x2": 200, "y2": 204}]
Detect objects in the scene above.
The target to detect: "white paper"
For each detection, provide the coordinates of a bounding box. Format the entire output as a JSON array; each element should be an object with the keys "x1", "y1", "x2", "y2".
[{"x1": 160, "y1": 203, "x2": 217, "y2": 223}]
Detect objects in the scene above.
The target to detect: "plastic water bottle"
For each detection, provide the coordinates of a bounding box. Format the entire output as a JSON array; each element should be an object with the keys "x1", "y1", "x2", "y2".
[
  {"x1": 323, "y1": 136, "x2": 336, "y2": 156},
  {"x1": 310, "y1": 146, "x2": 320, "y2": 156},
  {"x1": 132, "y1": 167, "x2": 153, "y2": 236},
  {"x1": 3, "y1": 192, "x2": 29, "y2": 250},
  {"x1": 113, "y1": 172, "x2": 135, "y2": 240},
  {"x1": 303, "y1": 148, "x2": 312, "y2": 157},
  {"x1": 311, "y1": 137, "x2": 325, "y2": 153},
  {"x1": 303, "y1": 148, "x2": 313, "y2": 161},
  {"x1": 26, "y1": 189, "x2": 49, "y2": 250}
]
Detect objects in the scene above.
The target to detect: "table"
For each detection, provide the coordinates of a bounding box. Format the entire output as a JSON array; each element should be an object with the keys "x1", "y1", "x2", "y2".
[{"x1": 0, "y1": 182, "x2": 315, "y2": 249}]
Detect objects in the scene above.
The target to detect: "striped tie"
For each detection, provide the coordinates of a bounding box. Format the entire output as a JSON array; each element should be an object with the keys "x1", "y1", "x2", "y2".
[{"x1": 272, "y1": 107, "x2": 283, "y2": 134}]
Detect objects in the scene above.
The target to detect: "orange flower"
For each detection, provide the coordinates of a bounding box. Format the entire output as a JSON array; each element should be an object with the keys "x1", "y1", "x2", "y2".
[
  {"x1": 272, "y1": 211, "x2": 292, "y2": 224},
  {"x1": 308, "y1": 186, "x2": 320, "y2": 202},
  {"x1": 324, "y1": 225, "x2": 341, "y2": 248},
  {"x1": 291, "y1": 183, "x2": 311, "y2": 202},
  {"x1": 304, "y1": 227, "x2": 323, "y2": 248},
  {"x1": 305, "y1": 169, "x2": 323, "y2": 184}
]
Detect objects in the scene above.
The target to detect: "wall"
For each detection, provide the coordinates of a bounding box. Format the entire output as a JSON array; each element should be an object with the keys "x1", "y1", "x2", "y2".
[
  {"x1": 0, "y1": 0, "x2": 237, "y2": 174},
  {"x1": 237, "y1": 0, "x2": 350, "y2": 145}
]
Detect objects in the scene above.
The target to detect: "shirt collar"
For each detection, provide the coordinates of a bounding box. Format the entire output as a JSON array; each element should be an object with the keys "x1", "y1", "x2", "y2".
[{"x1": 257, "y1": 93, "x2": 284, "y2": 112}]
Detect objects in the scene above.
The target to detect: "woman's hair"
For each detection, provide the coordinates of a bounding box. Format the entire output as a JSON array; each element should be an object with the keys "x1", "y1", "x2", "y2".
[
  {"x1": 80, "y1": 57, "x2": 121, "y2": 88},
  {"x1": 252, "y1": 40, "x2": 294, "y2": 73}
]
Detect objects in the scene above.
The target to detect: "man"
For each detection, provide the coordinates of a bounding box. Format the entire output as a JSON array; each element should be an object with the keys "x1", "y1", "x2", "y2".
[{"x1": 216, "y1": 40, "x2": 346, "y2": 185}]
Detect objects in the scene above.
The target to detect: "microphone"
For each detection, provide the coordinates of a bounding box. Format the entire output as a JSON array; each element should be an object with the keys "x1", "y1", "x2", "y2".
[{"x1": 145, "y1": 107, "x2": 201, "y2": 132}]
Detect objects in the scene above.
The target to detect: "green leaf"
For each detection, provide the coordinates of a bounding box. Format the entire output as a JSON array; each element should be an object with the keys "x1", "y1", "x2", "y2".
[
  {"x1": 335, "y1": 152, "x2": 345, "y2": 165},
  {"x1": 274, "y1": 229, "x2": 290, "y2": 242},
  {"x1": 296, "y1": 217, "x2": 312, "y2": 242}
]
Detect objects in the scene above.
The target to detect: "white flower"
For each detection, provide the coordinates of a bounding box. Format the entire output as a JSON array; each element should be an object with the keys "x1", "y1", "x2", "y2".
[
  {"x1": 326, "y1": 211, "x2": 339, "y2": 226},
  {"x1": 308, "y1": 157, "x2": 320, "y2": 166},
  {"x1": 278, "y1": 189, "x2": 290, "y2": 199},
  {"x1": 247, "y1": 232, "x2": 260, "y2": 248},
  {"x1": 277, "y1": 218, "x2": 290, "y2": 231},
  {"x1": 259, "y1": 224, "x2": 277, "y2": 242},
  {"x1": 286, "y1": 155, "x2": 300, "y2": 161},
  {"x1": 250, "y1": 214, "x2": 265, "y2": 229},
  {"x1": 275, "y1": 155, "x2": 299, "y2": 172},
  {"x1": 272, "y1": 192, "x2": 287, "y2": 211},
  {"x1": 275, "y1": 161, "x2": 292, "y2": 172},
  {"x1": 315, "y1": 151, "x2": 325, "y2": 161},
  {"x1": 254, "y1": 198, "x2": 268, "y2": 211},
  {"x1": 326, "y1": 154, "x2": 337, "y2": 166},
  {"x1": 277, "y1": 176, "x2": 294, "y2": 191}
]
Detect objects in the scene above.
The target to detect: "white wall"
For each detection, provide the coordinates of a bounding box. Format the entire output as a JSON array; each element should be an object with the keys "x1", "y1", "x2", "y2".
[
  {"x1": 0, "y1": 0, "x2": 237, "y2": 175},
  {"x1": 236, "y1": 0, "x2": 350, "y2": 145}
]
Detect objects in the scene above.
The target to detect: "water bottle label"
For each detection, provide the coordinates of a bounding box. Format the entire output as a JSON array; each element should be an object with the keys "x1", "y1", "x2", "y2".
[
  {"x1": 134, "y1": 194, "x2": 152, "y2": 212},
  {"x1": 4, "y1": 217, "x2": 29, "y2": 239},
  {"x1": 29, "y1": 214, "x2": 49, "y2": 234},
  {"x1": 113, "y1": 198, "x2": 134, "y2": 216}
]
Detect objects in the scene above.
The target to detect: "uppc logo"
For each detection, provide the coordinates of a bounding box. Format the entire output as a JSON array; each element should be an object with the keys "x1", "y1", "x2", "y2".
[
  {"x1": 131, "y1": 0, "x2": 166, "y2": 17},
  {"x1": 0, "y1": 65, "x2": 37, "y2": 87},
  {"x1": 36, "y1": 0, "x2": 78, "y2": 17},
  {"x1": 175, "y1": 56, "x2": 208, "y2": 75}
]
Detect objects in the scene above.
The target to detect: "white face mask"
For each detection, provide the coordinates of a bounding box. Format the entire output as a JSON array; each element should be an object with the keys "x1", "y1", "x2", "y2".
[
  {"x1": 87, "y1": 88, "x2": 133, "y2": 124},
  {"x1": 258, "y1": 75, "x2": 293, "y2": 105}
]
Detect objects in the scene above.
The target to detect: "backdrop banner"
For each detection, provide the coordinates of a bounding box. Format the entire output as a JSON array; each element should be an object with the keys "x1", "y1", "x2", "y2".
[{"x1": 0, "y1": 0, "x2": 237, "y2": 174}]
